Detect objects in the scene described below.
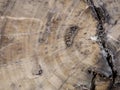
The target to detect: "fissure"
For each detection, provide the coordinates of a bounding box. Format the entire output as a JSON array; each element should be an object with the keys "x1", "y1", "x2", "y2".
[{"x1": 87, "y1": 0, "x2": 117, "y2": 89}]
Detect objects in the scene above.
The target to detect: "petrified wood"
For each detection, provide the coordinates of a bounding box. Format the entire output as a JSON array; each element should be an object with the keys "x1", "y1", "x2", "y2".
[{"x1": 0, "y1": 0, "x2": 119, "y2": 90}]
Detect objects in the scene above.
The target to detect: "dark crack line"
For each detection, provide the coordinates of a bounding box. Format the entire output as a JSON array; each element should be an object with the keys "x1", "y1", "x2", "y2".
[
  {"x1": 87, "y1": 0, "x2": 117, "y2": 89},
  {"x1": 90, "y1": 72, "x2": 97, "y2": 90}
]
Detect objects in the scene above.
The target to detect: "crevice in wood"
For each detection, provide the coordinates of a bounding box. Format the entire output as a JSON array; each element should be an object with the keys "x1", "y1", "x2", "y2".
[
  {"x1": 90, "y1": 72, "x2": 97, "y2": 90},
  {"x1": 87, "y1": 0, "x2": 118, "y2": 89}
]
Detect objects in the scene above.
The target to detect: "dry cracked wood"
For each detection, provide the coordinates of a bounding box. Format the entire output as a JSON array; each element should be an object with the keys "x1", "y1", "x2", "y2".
[{"x1": 0, "y1": 0, "x2": 119, "y2": 90}]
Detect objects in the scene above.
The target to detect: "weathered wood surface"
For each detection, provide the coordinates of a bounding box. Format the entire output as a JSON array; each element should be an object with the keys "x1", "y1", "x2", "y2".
[{"x1": 0, "y1": 0, "x2": 119, "y2": 90}]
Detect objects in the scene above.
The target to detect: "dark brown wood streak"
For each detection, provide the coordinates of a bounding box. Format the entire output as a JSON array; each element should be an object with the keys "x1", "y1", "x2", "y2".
[{"x1": 64, "y1": 26, "x2": 79, "y2": 47}]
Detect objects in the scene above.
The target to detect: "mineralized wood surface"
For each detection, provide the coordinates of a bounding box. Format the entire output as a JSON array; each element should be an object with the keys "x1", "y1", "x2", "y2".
[{"x1": 0, "y1": 0, "x2": 119, "y2": 90}]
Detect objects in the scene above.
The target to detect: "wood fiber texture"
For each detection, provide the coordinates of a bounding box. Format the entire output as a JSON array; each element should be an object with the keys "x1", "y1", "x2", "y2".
[{"x1": 0, "y1": 0, "x2": 119, "y2": 90}]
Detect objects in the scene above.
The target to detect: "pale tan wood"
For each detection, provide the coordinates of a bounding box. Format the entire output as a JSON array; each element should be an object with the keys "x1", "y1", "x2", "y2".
[{"x1": 0, "y1": 0, "x2": 119, "y2": 90}]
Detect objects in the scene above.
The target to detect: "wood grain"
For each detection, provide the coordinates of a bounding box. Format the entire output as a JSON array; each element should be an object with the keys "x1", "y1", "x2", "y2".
[{"x1": 0, "y1": 0, "x2": 119, "y2": 90}]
